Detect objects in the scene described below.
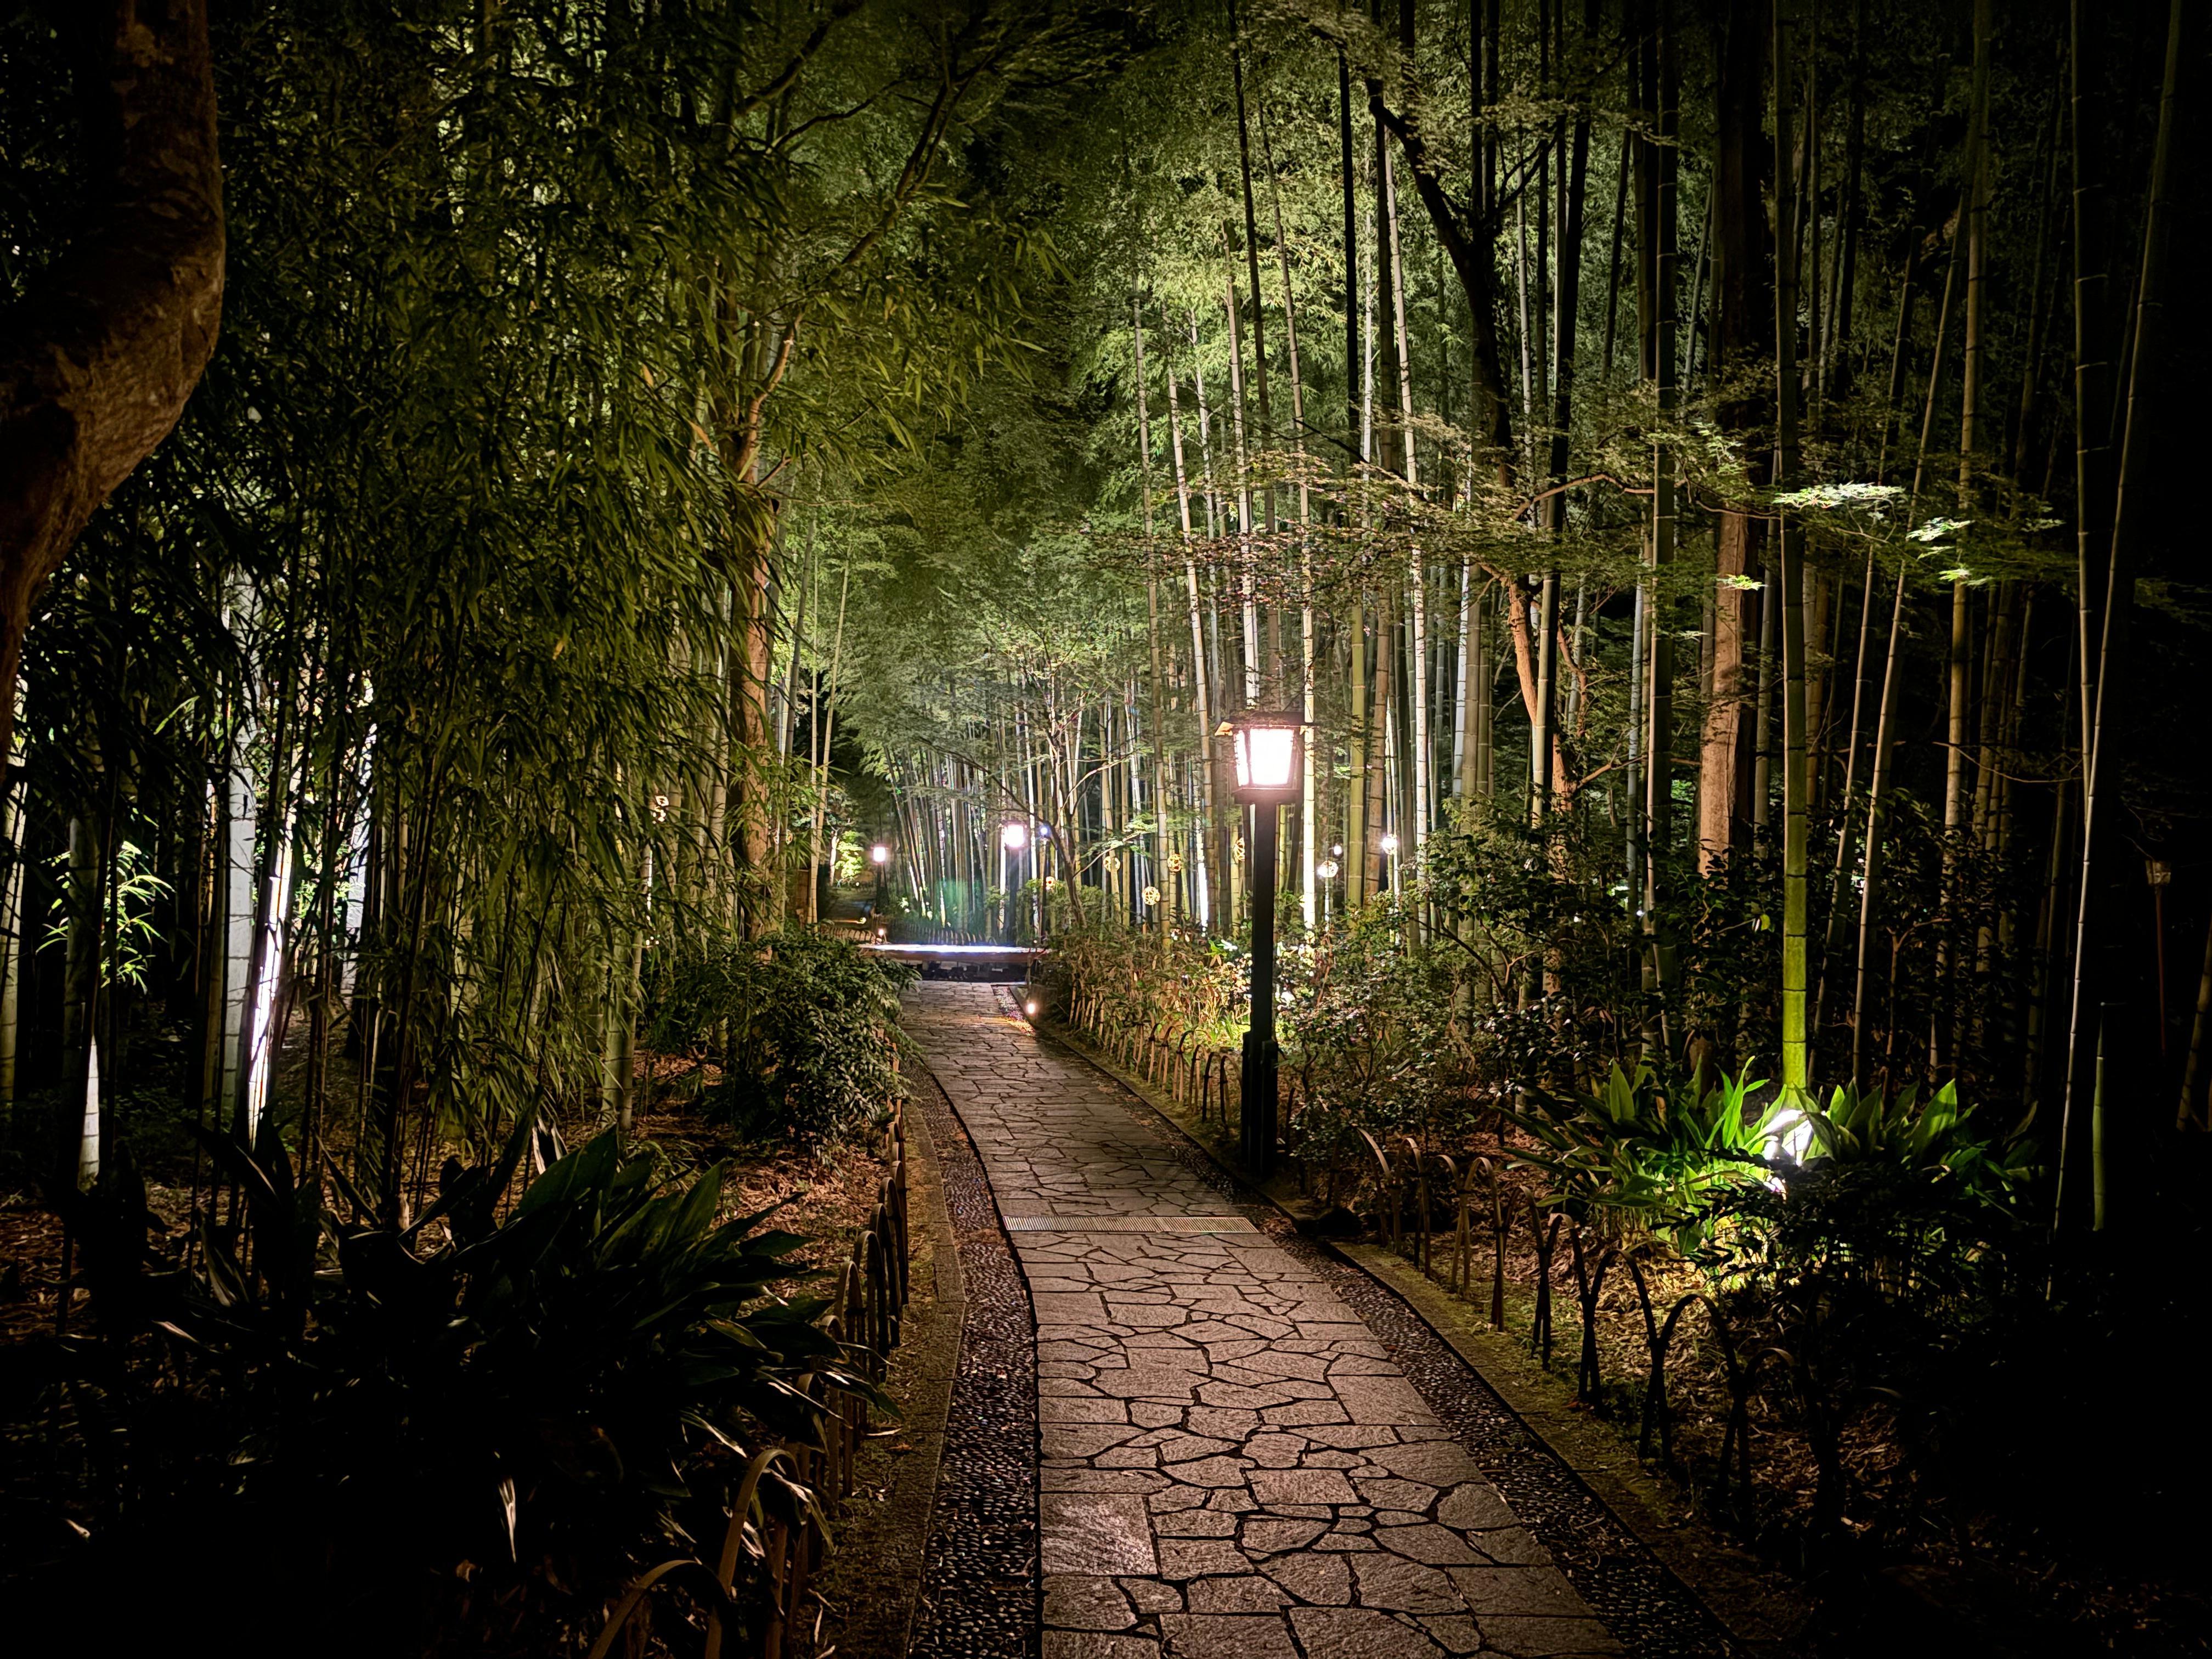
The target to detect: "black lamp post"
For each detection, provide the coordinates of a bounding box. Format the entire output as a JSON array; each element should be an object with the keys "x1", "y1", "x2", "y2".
[{"x1": 1224, "y1": 710, "x2": 1302, "y2": 1177}]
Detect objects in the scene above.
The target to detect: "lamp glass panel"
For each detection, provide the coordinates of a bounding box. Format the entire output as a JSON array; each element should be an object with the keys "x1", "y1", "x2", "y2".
[{"x1": 1247, "y1": 725, "x2": 1296, "y2": 790}]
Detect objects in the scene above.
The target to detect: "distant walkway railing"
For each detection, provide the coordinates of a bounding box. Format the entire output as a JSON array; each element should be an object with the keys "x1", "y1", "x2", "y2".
[{"x1": 1060, "y1": 986, "x2": 1321, "y2": 1167}]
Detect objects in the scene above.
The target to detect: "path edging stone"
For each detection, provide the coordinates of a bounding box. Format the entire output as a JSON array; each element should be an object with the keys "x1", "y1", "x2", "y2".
[{"x1": 906, "y1": 1052, "x2": 1042, "y2": 1659}]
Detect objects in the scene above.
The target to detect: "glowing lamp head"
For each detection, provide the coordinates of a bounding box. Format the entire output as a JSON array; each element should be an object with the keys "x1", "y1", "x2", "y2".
[
  {"x1": 1024, "y1": 998, "x2": 1040, "y2": 1018},
  {"x1": 1380, "y1": 832, "x2": 1400, "y2": 855},
  {"x1": 1221, "y1": 711, "x2": 1304, "y2": 804},
  {"x1": 1764, "y1": 1104, "x2": 1815, "y2": 1174},
  {"x1": 871, "y1": 844, "x2": 890, "y2": 866},
  {"x1": 1316, "y1": 859, "x2": 1340, "y2": 881},
  {"x1": 1330, "y1": 844, "x2": 1345, "y2": 858},
  {"x1": 1000, "y1": 821, "x2": 1028, "y2": 852}
]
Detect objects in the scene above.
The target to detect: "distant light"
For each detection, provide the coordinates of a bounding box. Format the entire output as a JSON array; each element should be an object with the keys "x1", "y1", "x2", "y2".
[
  {"x1": 1380, "y1": 833, "x2": 1400, "y2": 854},
  {"x1": 1001, "y1": 821, "x2": 1028, "y2": 851},
  {"x1": 1330, "y1": 844, "x2": 1345, "y2": 857},
  {"x1": 871, "y1": 844, "x2": 890, "y2": 865}
]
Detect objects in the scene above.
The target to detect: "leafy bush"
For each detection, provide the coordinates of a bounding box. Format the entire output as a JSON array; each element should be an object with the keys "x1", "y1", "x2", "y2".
[
  {"x1": 1708, "y1": 1080, "x2": 2036, "y2": 1293},
  {"x1": 5, "y1": 1116, "x2": 867, "y2": 1654},
  {"x1": 1051, "y1": 923, "x2": 1242, "y2": 1041},
  {"x1": 1283, "y1": 905, "x2": 1469, "y2": 1176},
  {"x1": 1509, "y1": 1060, "x2": 1775, "y2": 1251},
  {"x1": 652, "y1": 924, "x2": 912, "y2": 1141}
]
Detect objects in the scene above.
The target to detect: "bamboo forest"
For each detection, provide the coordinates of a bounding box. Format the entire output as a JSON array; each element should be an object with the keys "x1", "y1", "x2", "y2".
[{"x1": 4, "y1": 0, "x2": 2210, "y2": 1655}]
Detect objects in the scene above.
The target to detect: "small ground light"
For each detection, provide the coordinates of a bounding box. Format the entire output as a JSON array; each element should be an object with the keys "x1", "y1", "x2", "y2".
[
  {"x1": 1024, "y1": 998, "x2": 1039, "y2": 1017},
  {"x1": 1765, "y1": 1105, "x2": 1816, "y2": 1185}
]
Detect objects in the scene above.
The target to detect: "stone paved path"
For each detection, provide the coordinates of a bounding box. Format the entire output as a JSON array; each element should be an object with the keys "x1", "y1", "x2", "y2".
[{"x1": 907, "y1": 982, "x2": 1625, "y2": 1659}]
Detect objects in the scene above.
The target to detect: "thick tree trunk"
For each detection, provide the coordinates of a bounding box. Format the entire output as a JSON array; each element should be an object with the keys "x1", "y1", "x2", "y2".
[
  {"x1": 1699, "y1": 0, "x2": 1770, "y2": 872},
  {"x1": 0, "y1": 0, "x2": 226, "y2": 787},
  {"x1": 1645, "y1": 0, "x2": 1681, "y2": 1028},
  {"x1": 1775, "y1": 0, "x2": 1811, "y2": 1098}
]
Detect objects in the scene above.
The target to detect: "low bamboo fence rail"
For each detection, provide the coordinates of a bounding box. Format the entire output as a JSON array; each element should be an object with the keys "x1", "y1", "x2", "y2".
[
  {"x1": 1060, "y1": 982, "x2": 1322, "y2": 1175},
  {"x1": 590, "y1": 1101, "x2": 913, "y2": 1659}
]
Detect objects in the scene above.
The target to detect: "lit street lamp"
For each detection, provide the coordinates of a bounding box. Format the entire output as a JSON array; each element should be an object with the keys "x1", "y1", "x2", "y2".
[
  {"x1": 999, "y1": 820, "x2": 1029, "y2": 941},
  {"x1": 1223, "y1": 710, "x2": 1301, "y2": 1177},
  {"x1": 1379, "y1": 830, "x2": 1400, "y2": 891},
  {"x1": 870, "y1": 842, "x2": 890, "y2": 912}
]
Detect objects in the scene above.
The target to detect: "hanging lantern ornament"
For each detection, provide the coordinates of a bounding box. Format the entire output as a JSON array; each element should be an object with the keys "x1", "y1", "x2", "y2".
[
  {"x1": 1165, "y1": 852, "x2": 1184, "y2": 873},
  {"x1": 1102, "y1": 851, "x2": 1121, "y2": 873},
  {"x1": 1142, "y1": 884, "x2": 1161, "y2": 907}
]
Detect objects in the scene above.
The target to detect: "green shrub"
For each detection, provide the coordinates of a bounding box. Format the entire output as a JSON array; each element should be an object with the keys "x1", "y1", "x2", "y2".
[{"x1": 652, "y1": 924, "x2": 913, "y2": 1141}]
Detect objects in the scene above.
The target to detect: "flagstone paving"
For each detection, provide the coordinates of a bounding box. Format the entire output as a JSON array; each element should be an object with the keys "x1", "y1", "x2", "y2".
[{"x1": 907, "y1": 981, "x2": 1626, "y2": 1659}]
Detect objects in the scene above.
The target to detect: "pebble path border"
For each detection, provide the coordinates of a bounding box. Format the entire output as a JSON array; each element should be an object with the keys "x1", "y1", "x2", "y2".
[
  {"x1": 909, "y1": 1064, "x2": 1042, "y2": 1659},
  {"x1": 1023, "y1": 991, "x2": 1741, "y2": 1659}
]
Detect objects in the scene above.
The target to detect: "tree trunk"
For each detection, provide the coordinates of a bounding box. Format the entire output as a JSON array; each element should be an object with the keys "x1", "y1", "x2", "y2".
[
  {"x1": 2057, "y1": 0, "x2": 2183, "y2": 1232},
  {"x1": 1645, "y1": 0, "x2": 1681, "y2": 1029},
  {"x1": 1699, "y1": 0, "x2": 1771, "y2": 872},
  {"x1": 1368, "y1": 1, "x2": 1514, "y2": 476},
  {"x1": 1164, "y1": 367, "x2": 1220, "y2": 929},
  {"x1": 1947, "y1": 0, "x2": 1992, "y2": 835},
  {"x1": 0, "y1": 0, "x2": 226, "y2": 788},
  {"x1": 1775, "y1": 0, "x2": 1811, "y2": 1098},
  {"x1": 1229, "y1": 0, "x2": 1276, "y2": 550}
]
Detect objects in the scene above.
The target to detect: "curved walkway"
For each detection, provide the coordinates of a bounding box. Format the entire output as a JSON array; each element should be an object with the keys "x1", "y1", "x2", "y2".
[{"x1": 907, "y1": 981, "x2": 1626, "y2": 1659}]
